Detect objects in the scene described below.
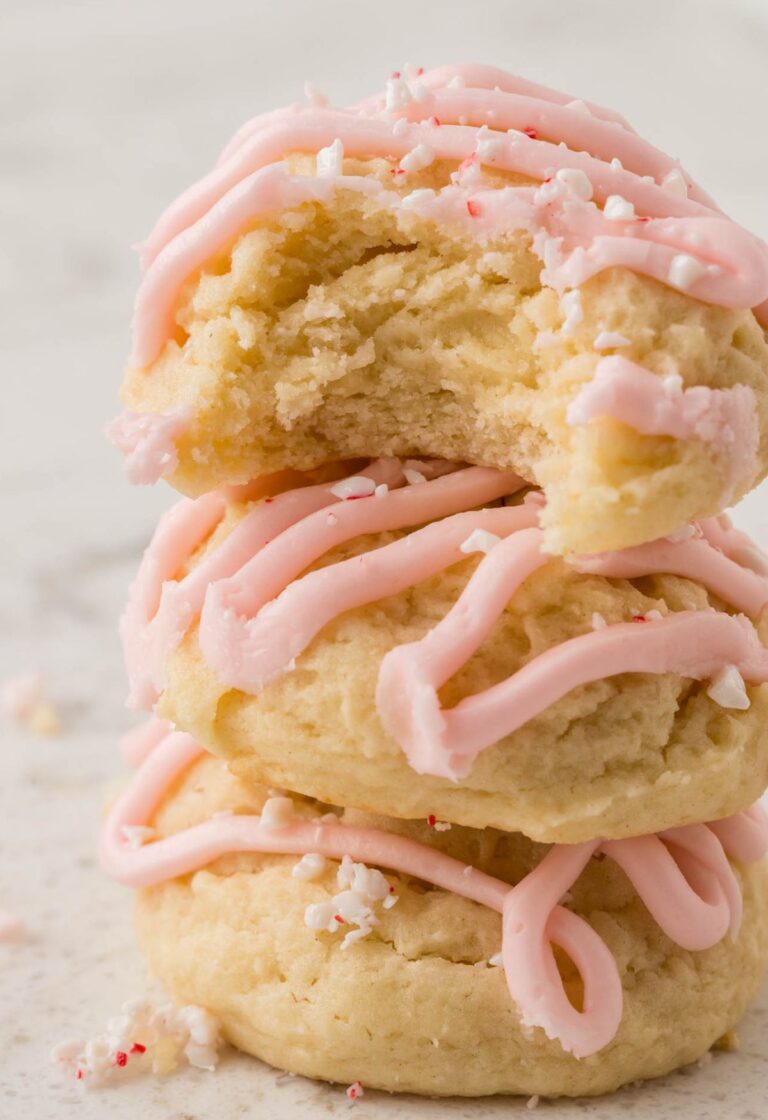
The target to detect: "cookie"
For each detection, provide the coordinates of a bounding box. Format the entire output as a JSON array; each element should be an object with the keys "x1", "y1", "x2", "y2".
[
  {"x1": 100, "y1": 736, "x2": 768, "y2": 1098},
  {"x1": 114, "y1": 64, "x2": 768, "y2": 554},
  {"x1": 121, "y1": 462, "x2": 768, "y2": 841}
]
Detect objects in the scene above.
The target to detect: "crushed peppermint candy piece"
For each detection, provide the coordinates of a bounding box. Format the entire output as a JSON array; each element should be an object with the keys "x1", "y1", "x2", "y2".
[
  {"x1": 560, "y1": 289, "x2": 583, "y2": 334},
  {"x1": 292, "y1": 853, "x2": 327, "y2": 881},
  {"x1": 403, "y1": 467, "x2": 427, "y2": 485},
  {"x1": 385, "y1": 75, "x2": 413, "y2": 112},
  {"x1": 260, "y1": 796, "x2": 295, "y2": 830},
  {"x1": 707, "y1": 665, "x2": 751, "y2": 711},
  {"x1": 565, "y1": 98, "x2": 591, "y2": 116},
  {"x1": 303, "y1": 81, "x2": 328, "y2": 108},
  {"x1": 610, "y1": 157, "x2": 624, "y2": 171},
  {"x1": 330, "y1": 476, "x2": 376, "y2": 500},
  {"x1": 120, "y1": 825, "x2": 157, "y2": 850},
  {"x1": 661, "y1": 168, "x2": 688, "y2": 197},
  {"x1": 489, "y1": 952, "x2": 503, "y2": 967},
  {"x1": 459, "y1": 529, "x2": 501, "y2": 555},
  {"x1": 594, "y1": 331, "x2": 631, "y2": 350},
  {"x1": 392, "y1": 116, "x2": 408, "y2": 138},
  {"x1": 591, "y1": 612, "x2": 607, "y2": 631},
  {"x1": 399, "y1": 143, "x2": 435, "y2": 173},
  {"x1": 304, "y1": 856, "x2": 396, "y2": 949},
  {"x1": 51, "y1": 998, "x2": 222, "y2": 1085},
  {"x1": 603, "y1": 194, "x2": 635, "y2": 222},
  {"x1": 1, "y1": 671, "x2": 61, "y2": 736},
  {"x1": 668, "y1": 253, "x2": 707, "y2": 290},
  {"x1": 662, "y1": 371, "x2": 684, "y2": 395},
  {"x1": 346, "y1": 1081, "x2": 365, "y2": 1101},
  {"x1": 555, "y1": 167, "x2": 593, "y2": 201},
  {"x1": 316, "y1": 138, "x2": 344, "y2": 178},
  {"x1": 666, "y1": 524, "x2": 696, "y2": 542}
]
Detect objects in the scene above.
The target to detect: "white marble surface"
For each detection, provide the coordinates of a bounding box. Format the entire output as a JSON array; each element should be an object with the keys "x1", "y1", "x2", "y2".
[{"x1": 2, "y1": 0, "x2": 768, "y2": 1116}]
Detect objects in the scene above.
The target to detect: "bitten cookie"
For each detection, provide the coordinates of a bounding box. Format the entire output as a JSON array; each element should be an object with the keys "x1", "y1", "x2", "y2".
[
  {"x1": 122, "y1": 462, "x2": 768, "y2": 842},
  {"x1": 100, "y1": 741, "x2": 768, "y2": 1098},
  {"x1": 113, "y1": 64, "x2": 768, "y2": 554}
]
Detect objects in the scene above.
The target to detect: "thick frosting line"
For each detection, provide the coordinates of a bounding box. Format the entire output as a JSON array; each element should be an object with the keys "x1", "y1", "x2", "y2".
[
  {"x1": 200, "y1": 506, "x2": 538, "y2": 693},
  {"x1": 101, "y1": 725, "x2": 768, "y2": 1060},
  {"x1": 130, "y1": 64, "x2": 768, "y2": 370},
  {"x1": 141, "y1": 98, "x2": 709, "y2": 270},
  {"x1": 199, "y1": 466, "x2": 526, "y2": 690},
  {"x1": 380, "y1": 607, "x2": 768, "y2": 779},
  {"x1": 567, "y1": 357, "x2": 759, "y2": 497},
  {"x1": 121, "y1": 458, "x2": 409, "y2": 708}
]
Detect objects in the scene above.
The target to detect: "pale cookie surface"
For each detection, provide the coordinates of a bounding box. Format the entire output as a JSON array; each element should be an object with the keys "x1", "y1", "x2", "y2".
[
  {"x1": 119, "y1": 64, "x2": 768, "y2": 555},
  {"x1": 154, "y1": 499, "x2": 768, "y2": 842},
  {"x1": 134, "y1": 755, "x2": 768, "y2": 1098}
]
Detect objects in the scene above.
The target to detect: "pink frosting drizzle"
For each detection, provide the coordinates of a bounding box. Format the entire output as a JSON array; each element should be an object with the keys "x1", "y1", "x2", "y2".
[
  {"x1": 129, "y1": 63, "x2": 768, "y2": 370},
  {"x1": 100, "y1": 722, "x2": 768, "y2": 1059},
  {"x1": 567, "y1": 356, "x2": 759, "y2": 497},
  {"x1": 121, "y1": 462, "x2": 768, "y2": 780},
  {"x1": 105, "y1": 407, "x2": 191, "y2": 485}
]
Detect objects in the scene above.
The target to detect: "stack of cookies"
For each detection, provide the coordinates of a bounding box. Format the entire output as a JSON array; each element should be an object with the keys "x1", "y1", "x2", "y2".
[{"x1": 102, "y1": 63, "x2": 768, "y2": 1098}]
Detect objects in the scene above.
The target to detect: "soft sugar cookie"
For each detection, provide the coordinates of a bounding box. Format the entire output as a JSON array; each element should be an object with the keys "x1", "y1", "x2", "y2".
[
  {"x1": 100, "y1": 739, "x2": 768, "y2": 1098},
  {"x1": 122, "y1": 462, "x2": 768, "y2": 842},
  {"x1": 114, "y1": 64, "x2": 768, "y2": 555}
]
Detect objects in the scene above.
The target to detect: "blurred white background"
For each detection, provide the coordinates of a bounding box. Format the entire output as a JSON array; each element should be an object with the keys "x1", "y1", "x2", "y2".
[{"x1": 1, "y1": 2, "x2": 767, "y2": 1117}]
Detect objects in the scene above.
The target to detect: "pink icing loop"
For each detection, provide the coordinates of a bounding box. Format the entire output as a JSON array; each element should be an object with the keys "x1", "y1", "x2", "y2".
[
  {"x1": 708, "y1": 802, "x2": 768, "y2": 864},
  {"x1": 120, "y1": 717, "x2": 172, "y2": 768},
  {"x1": 602, "y1": 830, "x2": 736, "y2": 950},
  {"x1": 199, "y1": 466, "x2": 526, "y2": 692},
  {"x1": 100, "y1": 725, "x2": 768, "y2": 1060},
  {"x1": 501, "y1": 843, "x2": 623, "y2": 1058}
]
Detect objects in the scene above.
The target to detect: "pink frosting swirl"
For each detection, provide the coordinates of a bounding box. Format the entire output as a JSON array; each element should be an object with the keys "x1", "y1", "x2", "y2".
[
  {"x1": 129, "y1": 63, "x2": 768, "y2": 371},
  {"x1": 121, "y1": 462, "x2": 768, "y2": 780},
  {"x1": 100, "y1": 722, "x2": 768, "y2": 1059}
]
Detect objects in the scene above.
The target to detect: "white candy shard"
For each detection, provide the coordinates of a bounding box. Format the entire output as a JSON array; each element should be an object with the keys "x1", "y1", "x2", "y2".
[
  {"x1": 292, "y1": 853, "x2": 327, "y2": 881},
  {"x1": 330, "y1": 475, "x2": 376, "y2": 500},
  {"x1": 603, "y1": 194, "x2": 636, "y2": 222},
  {"x1": 666, "y1": 524, "x2": 696, "y2": 542},
  {"x1": 591, "y1": 612, "x2": 607, "y2": 631},
  {"x1": 51, "y1": 998, "x2": 222, "y2": 1085},
  {"x1": 303, "y1": 855, "x2": 396, "y2": 948},
  {"x1": 555, "y1": 167, "x2": 593, "y2": 201},
  {"x1": 460, "y1": 529, "x2": 502, "y2": 555},
  {"x1": 385, "y1": 75, "x2": 413, "y2": 112},
  {"x1": 594, "y1": 331, "x2": 631, "y2": 350},
  {"x1": 403, "y1": 468, "x2": 427, "y2": 485},
  {"x1": 560, "y1": 289, "x2": 583, "y2": 334},
  {"x1": 489, "y1": 952, "x2": 504, "y2": 967},
  {"x1": 316, "y1": 138, "x2": 344, "y2": 178},
  {"x1": 565, "y1": 98, "x2": 592, "y2": 117},
  {"x1": 260, "y1": 796, "x2": 295, "y2": 830},
  {"x1": 661, "y1": 168, "x2": 688, "y2": 197},
  {"x1": 668, "y1": 253, "x2": 707, "y2": 290},
  {"x1": 707, "y1": 665, "x2": 750, "y2": 710},
  {"x1": 399, "y1": 144, "x2": 435, "y2": 173},
  {"x1": 120, "y1": 825, "x2": 156, "y2": 850}
]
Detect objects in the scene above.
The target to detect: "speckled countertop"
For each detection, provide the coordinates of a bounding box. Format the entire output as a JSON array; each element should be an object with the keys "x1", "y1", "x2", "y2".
[{"x1": 2, "y1": 1, "x2": 768, "y2": 1116}]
